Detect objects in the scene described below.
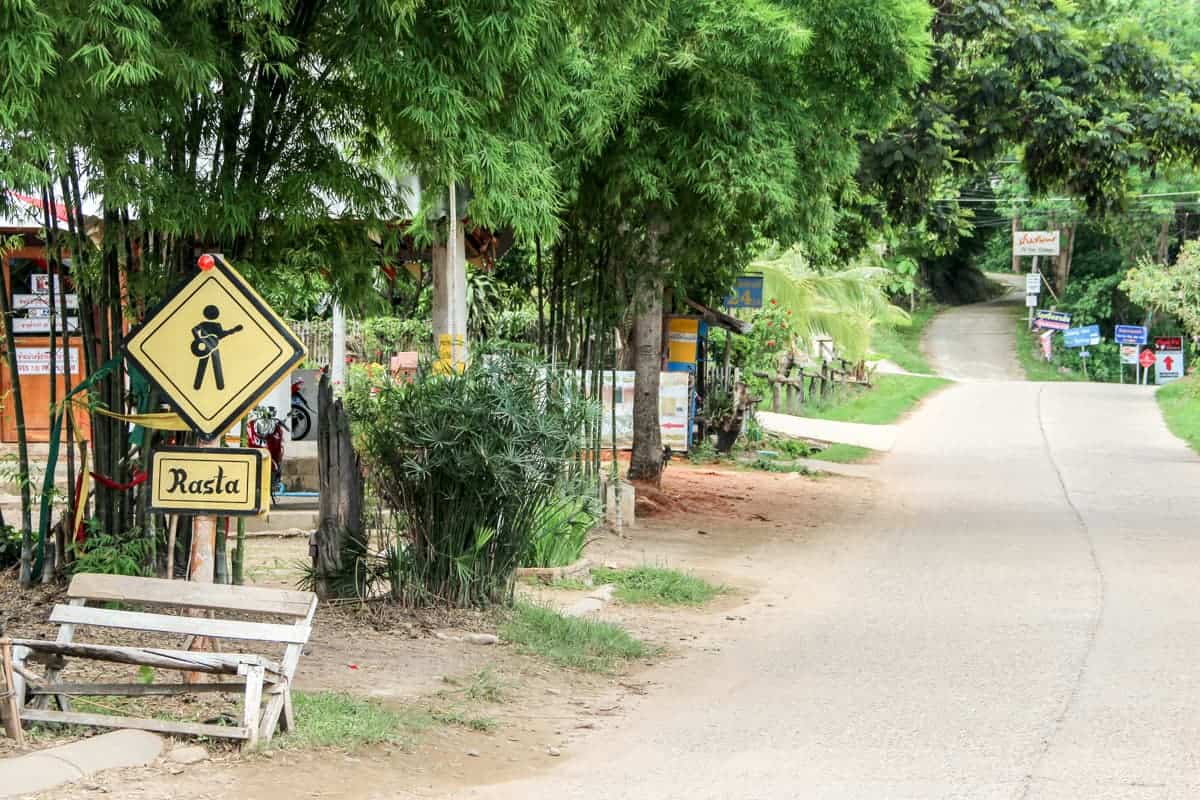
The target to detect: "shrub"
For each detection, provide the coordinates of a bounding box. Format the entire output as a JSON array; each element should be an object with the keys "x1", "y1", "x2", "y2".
[
  {"x1": 0, "y1": 524, "x2": 21, "y2": 570},
  {"x1": 346, "y1": 355, "x2": 594, "y2": 606},
  {"x1": 523, "y1": 490, "x2": 599, "y2": 568}
]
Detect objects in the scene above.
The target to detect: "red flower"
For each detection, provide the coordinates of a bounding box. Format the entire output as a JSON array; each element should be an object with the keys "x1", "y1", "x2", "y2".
[
  {"x1": 770, "y1": 298, "x2": 777, "y2": 305},
  {"x1": 766, "y1": 321, "x2": 773, "y2": 327},
  {"x1": 766, "y1": 339, "x2": 776, "y2": 348}
]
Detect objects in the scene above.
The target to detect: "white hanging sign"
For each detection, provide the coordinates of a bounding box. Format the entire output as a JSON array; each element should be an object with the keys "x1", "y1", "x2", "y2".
[{"x1": 1013, "y1": 231, "x2": 1061, "y2": 256}]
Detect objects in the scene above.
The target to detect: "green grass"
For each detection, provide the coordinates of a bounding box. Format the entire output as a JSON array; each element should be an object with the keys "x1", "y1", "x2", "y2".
[
  {"x1": 1013, "y1": 311, "x2": 1084, "y2": 382},
  {"x1": 803, "y1": 374, "x2": 950, "y2": 425},
  {"x1": 281, "y1": 691, "x2": 428, "y2": 749},
  {"x1": 591, "y1": 565, "x2": 724, "y2": 606},
  {"x1": 461, "y1": 667, "x2": 509, "y2": 703},
  {"x1": 432, "y1": 710, "x2": 500, "y2": 732},
  {"x1": 500, "y1": 602, "x2": 653, "y2": 672},
  {"x1": 1157, "y1": 374, "x2": 1200, "y2": 453},
  {"x1": 869, "y1": 305, "x2": 942, "y2": 374},
  {"x1": 807, "y1": 443, "x2": 875, "y2": 463}
]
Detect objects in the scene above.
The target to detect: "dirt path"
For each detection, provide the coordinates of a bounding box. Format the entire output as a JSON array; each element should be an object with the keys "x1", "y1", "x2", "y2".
[{"x1": 17, "y1": 466, "x2": 866, "y2": 799}]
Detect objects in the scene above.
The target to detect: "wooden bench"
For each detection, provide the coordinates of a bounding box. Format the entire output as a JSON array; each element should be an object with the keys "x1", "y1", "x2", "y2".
[{"x1": 8, "y1": 573, "x2": 317, "y2": 748}]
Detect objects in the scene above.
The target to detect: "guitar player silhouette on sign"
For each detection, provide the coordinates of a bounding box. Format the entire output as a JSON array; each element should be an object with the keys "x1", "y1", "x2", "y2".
[{"x1": 191, "y1": 304, "x2": 243, "y2": 391}]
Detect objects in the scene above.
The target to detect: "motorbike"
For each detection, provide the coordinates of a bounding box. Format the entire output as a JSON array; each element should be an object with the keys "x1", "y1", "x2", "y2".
[
  {"x1": 289, "y1": 376, "x2": 314, "y2": 440},
  {"x1": 248, "y1": 405, "x2": 288, "y2": 498}
]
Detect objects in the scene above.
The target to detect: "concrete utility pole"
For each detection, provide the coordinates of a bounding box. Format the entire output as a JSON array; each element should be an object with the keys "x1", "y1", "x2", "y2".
[
  {"x1": 432, "y1": 183, "x2": 468, "y2": 369},
  {"x1": 331, "y1": 302, "x2": 346, "y2": 387}
]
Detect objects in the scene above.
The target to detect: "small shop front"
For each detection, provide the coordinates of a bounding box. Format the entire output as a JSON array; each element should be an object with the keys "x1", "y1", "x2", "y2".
[{"x1": 0, "y1": 242, "x2": 88, "y2": 443}]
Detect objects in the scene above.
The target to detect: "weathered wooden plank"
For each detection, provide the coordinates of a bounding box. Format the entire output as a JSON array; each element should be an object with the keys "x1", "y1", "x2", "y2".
[
  {"x1": 240, "y1": 663, "x2": 265, "y2": 749},
  {"x1": 28, "y1": 682, "x2": 247, "y2": 697},
  {"x1": 9, "y1": 640, "x2": 280, "y2": 678},
  {"x1": 258, "y1": 597, "x2": 315, "y2": 740},
  {"x1": 68, "y1": 574, "x2": 315, "y2": 618},
  {"x1": 19, "y1": 708, "x2": 249, "y2": 740},
  {"x1": 49, "y1": 605, "x2": 310, "y2": 645}
]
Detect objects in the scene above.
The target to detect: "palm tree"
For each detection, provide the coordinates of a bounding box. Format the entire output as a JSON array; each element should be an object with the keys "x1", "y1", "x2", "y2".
[{"x1": 751, "y1": 247, "x2": 909, "y2": 361}]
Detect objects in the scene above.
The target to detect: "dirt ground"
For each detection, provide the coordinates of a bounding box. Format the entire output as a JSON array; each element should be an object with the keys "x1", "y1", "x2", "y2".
[{"x1": 1, "y1": 463, "x2": 871, "y2": 799}]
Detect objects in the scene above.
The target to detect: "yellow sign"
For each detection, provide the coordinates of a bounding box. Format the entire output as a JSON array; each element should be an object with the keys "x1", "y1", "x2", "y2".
[
  {"x1": 434, "y1": 333, "x2": 466, "y2": 375},
  {"x1": 666, "y1": 316, "x2": 700, "y2": 364},
  {"x1": 124, "y1": 255, "x2": 306, "y2": 436},
  {"x1": 148, "y1": 447, "x2": 268, "y2": 516}
]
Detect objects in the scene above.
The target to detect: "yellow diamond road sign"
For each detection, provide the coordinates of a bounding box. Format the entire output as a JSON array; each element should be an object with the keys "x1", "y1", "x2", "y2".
[
  {"x1": 124, "y1": 255, "x2": 306, "y2": 437},
  {"x1": 149, "y1": 446, "x2": 269, "y2": 516}
]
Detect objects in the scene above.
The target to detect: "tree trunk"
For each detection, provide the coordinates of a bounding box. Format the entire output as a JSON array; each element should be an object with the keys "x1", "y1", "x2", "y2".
[
  {"x1": 1156, "y1": 218, "x2": 1171, "y2": 265},
  {"x1": 627, "y1": 270, "x2": 664, "y2": 484},
  {"x1": 313, "y1": 373, "x2": 365, "y2": 599},
  {"x1": 1011, "y1": 215, "x2": 1021, "y2": 274},
  {"x1": 0, "y1": 275, "x2": 33, "y2": 586},
  {"x1": 1054, "y1": 223, "x2": 1076, "y2": 296}
]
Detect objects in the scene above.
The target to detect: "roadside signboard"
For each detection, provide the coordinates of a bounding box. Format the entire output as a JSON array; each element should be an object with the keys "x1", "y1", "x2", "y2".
[
  {"x1": 124, "y1": 255, "x2": 307, "y2": 437},
  {"x1": 1139, "y1": 347, "x2": 1156, "y2": 369},
  {"x1": 1120, "y1": 345, "x2": 1139, "y2": 365},
  {"x1": 1064, "y1": 324, "x2": 1101, "y2": 348},
  {"x1": 1155, "y1": 337, "x2": 1184, "y2": 384},
  {"x1": 1114, "y1": 324, "x2": 1148, "y2": 345},
  {"x1": 1025, "y1": 274, "x2": 1042, "y2": 294},
  {"x1": 1025, "y1": 294, "x2": 1038, "y2": 307},
  {"x1": 1034, "y1": 310, "x2": 1072, "y2": 331},
  {"x1": 148, "y1": 446, "x2": 269, "y2": 516},
  {"x1": 1155, "y1": 336, "x2": 1183, "y2": 351},
  {"x1": 1014, "y1": 231, "x2": 1061, "y2": 256},
  {"x1": 725, "y1": 274, "x2": 764, "y2": 309}
]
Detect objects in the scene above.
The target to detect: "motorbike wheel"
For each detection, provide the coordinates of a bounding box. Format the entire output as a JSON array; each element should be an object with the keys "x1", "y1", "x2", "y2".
[{"x1": 289, "y1": 406, "x2": 311, "y2": 440}]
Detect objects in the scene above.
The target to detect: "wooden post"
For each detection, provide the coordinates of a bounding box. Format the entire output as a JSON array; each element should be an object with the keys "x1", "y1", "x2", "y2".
[
  {"x1": 1, "y1": 638, "x2": 25, "y2": 744},
  {"x1": 313, "y1": 374, "x2": 365, "y2": 600},
  {"x1": 185, "y1": 436, "x2": 220, "y2": 682}
]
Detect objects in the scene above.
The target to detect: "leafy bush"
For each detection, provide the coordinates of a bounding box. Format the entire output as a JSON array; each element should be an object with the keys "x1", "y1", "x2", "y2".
[
  {"x1": 523, "y1": 491, "x2": 599, "y2": 568},
  {"x1": 0, "y1": 524, "x2": 21, "y2": 570},
  {"x1": 346, "y1": 355, "x2": 594, "y2": 606},
  {"x1": 360, "y1": 317, "x2": 431, "y2": 360}
]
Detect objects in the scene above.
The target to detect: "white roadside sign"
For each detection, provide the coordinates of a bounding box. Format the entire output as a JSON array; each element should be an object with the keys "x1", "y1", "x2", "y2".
[
  {"x1": 1025, "y1": 294, "x2": 1037, "y2": 307},
  {"x1": 1025, "y1": 274, "x2": 1042, "y2": 294},
  {"x1": 1156, "y1": 349, "x2": 1184, "y2": 384},
  {"x1": 1014, "y1": 231, "x2": 1061, "y2": 256}
]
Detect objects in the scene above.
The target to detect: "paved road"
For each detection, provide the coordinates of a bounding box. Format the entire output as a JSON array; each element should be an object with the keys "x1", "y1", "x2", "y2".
[
  {"x1": 925, "y1": 273, "x2": 1024, "y2": 381},
  {"x1": 458, "y1": 285, "x2": 1200, "y2": 799}
]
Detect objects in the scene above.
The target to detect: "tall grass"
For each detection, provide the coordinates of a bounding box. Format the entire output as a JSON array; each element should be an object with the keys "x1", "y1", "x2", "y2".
[{"x1": 501, "y1": 603, "x2": 652, "y2": 672}]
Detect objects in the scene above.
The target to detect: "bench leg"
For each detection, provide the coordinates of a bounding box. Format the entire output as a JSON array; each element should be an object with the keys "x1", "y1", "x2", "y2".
[
  {"x1": 9, "y1": 646, "x2": 29, "y2": 716},
  {"x1": 258, "y1": 681, "x2": 290, "y2": 743},
  {"x1": 240, "y1": 665, "x2": 265, "y2": 750}
]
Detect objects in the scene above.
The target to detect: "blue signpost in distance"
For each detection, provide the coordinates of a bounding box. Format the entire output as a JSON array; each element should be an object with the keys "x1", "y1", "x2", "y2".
[
  {"x1": 725, "y1": 274, "x2": 764, "y2": 309},
  {"x1": 1114, "y1": 324, "x2": 1148, "y2": 345},
  {"x1": 1063, "y1": 325, "x2": 1101, "y2": 348}
]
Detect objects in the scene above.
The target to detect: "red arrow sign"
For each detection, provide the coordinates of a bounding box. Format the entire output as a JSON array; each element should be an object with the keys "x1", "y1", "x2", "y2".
[
  {"x1": 1164, "y1": 356, "x2": 1175, "y2": 371},
  {"x1": 1139, "y1": 348, "x2": 1156, "y2": 368}
]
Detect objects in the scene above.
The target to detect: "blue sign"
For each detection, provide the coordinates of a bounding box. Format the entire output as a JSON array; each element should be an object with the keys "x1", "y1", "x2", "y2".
[
  {"x1": 1064, "y1": 324, "x2": 1101, "y2": 348},
  {"x1": 1114, "y1": 324, "x2": 1148, "y2": 345},
  {"x1": 725, "y1": 274, "x2": 764, "y2": 309}
]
